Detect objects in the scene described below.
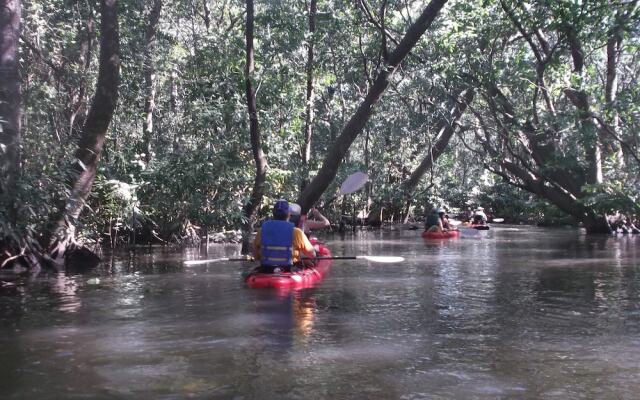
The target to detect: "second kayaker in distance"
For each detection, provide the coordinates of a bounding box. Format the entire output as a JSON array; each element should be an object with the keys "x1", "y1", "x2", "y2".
[
  {"x1": 440, "y1": 210, "x2": 454, "y2": 230},
  {"x1": 472, "y1": 207, "x2": 488, "y2": 225},
  {"x1": 253, "y1": 199, "x2": 316, "y2": 274},
  {"x1": 425, "y1": 208, "x2": 443, "y2": 232}
]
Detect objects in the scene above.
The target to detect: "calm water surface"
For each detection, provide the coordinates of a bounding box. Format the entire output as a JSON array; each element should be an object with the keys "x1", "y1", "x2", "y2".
[{"x1": 1, "y1": 226, "x2": 640, "y2": 399}]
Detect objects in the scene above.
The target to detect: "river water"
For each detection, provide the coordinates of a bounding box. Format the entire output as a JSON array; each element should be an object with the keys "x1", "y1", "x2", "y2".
[{"x1": 1, "y1": 226, "x2": 640, "y2": 399}]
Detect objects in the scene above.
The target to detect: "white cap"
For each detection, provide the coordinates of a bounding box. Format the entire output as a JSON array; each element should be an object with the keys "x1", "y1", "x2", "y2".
[{"x1": 289, "y1": 203, "x2": 301, "y2": 216}]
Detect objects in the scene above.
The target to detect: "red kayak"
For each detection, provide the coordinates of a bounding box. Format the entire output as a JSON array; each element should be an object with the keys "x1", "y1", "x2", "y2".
[
  {"x1": 422, "y1": 230, "x2": 461, "y2": 239},
  {"x1": 245, "y1": 237, "x2": 332, "y2": 289}
]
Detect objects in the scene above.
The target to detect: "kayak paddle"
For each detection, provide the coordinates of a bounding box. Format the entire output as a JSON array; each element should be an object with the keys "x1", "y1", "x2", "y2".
[
  {"x1": 316, "y1": 255, "x2": 404, "y2": 263},
  {"x1": 339, "y1": 171, "x2": 369, "y2": 195},
  {"x1": 492, "y1": 218, "x2": 504, "y2": 223},
  {"x1": 322, "y1": 171, "x2": 369, "y2": 208},
  {"x1": 184, "y1": 257, "x2": 253, "y2": 265},
  {"x1": 184, "y1": 254, "x2": 404, "y2": 265}
]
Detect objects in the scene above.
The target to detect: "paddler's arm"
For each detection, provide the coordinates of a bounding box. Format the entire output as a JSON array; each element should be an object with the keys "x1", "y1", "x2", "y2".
[
  {"x1": 305, "y1": 208, "x2": 331, "y2": 230},
  {"x1": 293, "y1": 228, "x2": 316, "y2": 259},
  {"x1": 252, "y1": 229, "x2": 262, "y2": 261}
]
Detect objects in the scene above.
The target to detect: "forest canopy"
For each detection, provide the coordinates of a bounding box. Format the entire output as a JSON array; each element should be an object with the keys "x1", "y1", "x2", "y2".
[{"x1": 1, "y1": 0, "x2": 639, "y2": 268}]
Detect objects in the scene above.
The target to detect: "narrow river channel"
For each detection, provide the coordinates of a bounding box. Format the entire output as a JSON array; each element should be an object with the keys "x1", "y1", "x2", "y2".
[{"x1": 2, "y1": 226, "x2": 640, "y2": 399}]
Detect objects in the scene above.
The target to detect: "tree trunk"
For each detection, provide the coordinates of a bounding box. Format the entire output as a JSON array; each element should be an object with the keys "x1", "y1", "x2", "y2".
[
  {"x1": 202, "y1": 0, "x2": 210, "y2": 31},
  {"x1": 170, "y1": 68, "x2": 182, "y2": 154},
  {"x1": 604, "y1": 2, "x2": 639, "y2": 167},
  {"x1": 402, "y1": 88, "x2": 474, "y2": 194},
  {"x1": 486, "y1": 82, "x2": 584, "y2": 197},
  {"x1": 0, "y1": 0, "x2": 22, "y2": 224},
  {"x1": 479, "y1": 128, "x2": 612, "y2": 234},
  {"x1": 300, "y1": 0, "x2": 317, "y2": 192},
  {"x1": 583, "y1": 213, "x2": 611, "y2": 234},
  {"x1": 498, "y1": 158, "x2": 612, "y2": 234},
  {"x1": 364, "y1": 128, "x2": 371, "y2": 214},
  {"x1": 297, "y1": 0, "x2": 448, "y2": 213},
  {"x1": 563, "y1": 25, "x2": 602, "y2": 185},
  {"x1": 241, "y1": 0, "x2": 267, "y2": 254},
  {"x1": 66, "y1": 9, "x2": 96, "y2": 139},
  {"x1": 141, "y1": 0, "x2": 162, "y2": 165},
  {"x1": 47, "y1": 0, "x2": 120, "y2": 265}
]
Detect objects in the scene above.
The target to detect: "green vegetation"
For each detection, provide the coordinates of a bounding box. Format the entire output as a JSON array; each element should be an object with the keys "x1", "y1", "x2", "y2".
[{"x1": 1, "y1": 0, "x2": 639, "y2": 268}]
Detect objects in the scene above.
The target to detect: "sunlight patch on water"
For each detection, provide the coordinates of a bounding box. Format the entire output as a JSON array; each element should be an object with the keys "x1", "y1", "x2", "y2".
[
  {"x1": 536, "y1": 258, "x2": 625, "y2": 268},
  {"x1": 294, "y1": 341, "x2": 413, "y2": 366}
]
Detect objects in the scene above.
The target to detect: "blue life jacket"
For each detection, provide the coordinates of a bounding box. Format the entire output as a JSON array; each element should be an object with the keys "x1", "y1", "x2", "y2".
[{"x1": 260, "y1": 220, "x2": 295, "y2": 266}]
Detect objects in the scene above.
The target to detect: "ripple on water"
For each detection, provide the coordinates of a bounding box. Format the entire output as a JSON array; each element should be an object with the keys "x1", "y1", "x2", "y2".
[{"x1": 2, "y1": 228, "x2": 640, "y2": 399}]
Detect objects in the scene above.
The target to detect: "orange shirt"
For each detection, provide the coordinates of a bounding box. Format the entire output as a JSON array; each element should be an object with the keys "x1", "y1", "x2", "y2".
[{"x1": 253, "y1": 227, "x2": 314, "y2": 263}]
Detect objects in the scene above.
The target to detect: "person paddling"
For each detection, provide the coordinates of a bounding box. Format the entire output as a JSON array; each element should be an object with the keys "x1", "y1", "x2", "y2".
[
  {"x1": 307, "y1": 208, "x2": 331, "y2": 231},
  {"x1": 425, "y1": 207, "x2": 455, "y2": 232},
  {"x1": 425, "y1": 208, "x2": 444, "y2": 232},
  {"x1": 253, "y1": 200, "x2": 316, "y2": 273},
  {"x1": 440, "y1": 210, "x2": 454, "y2": 230},
  {"x1": 290, "y1": 203, "x2": 330, "y2": 237},
  {"x1": 472, "y1": 207, "x2": 488, "y2": 225}
]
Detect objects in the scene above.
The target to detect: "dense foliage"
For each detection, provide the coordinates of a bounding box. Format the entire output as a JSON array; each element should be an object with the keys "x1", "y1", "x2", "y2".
[{"x1": 2, "y1": 0, "x2": 639, "y2": 265}]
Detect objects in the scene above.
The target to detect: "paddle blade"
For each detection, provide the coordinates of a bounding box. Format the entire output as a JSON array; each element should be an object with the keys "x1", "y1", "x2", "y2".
[
  {"x1": 492, "y1": 218, "x2": 504, "y2": 223},
  {"x1": 356, "y1": 255, "x2": 405, "y2": 263},
  {"x1": 339, "y1": 172, "x2": 369, "y2": 195},
  {"x1": 184, "y1": 257, "x2": 230, "y2": 265}
]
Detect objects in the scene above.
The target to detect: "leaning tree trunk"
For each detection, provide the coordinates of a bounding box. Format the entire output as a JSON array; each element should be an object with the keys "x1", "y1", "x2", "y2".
[
  {"x1": 47, "y1": 0, "x2": 120, "y2": 266},
  {"x1": 0, "y1": 0, "x2": 22, "y2": 225},
  {"x1": 474, "y1": 118, "x2": 612, "y2": 234},
  {"x1": 141, "y1": 0, "x2": 162, "y2": 165},
  {"x1": 402, "y1": 88, "x2": 474, "y2": 194},
  {"x1": 170, "y1": 68, "x2": 182, "y2": 154},
  {"x1": 240, "y1": 0, "x2": 268, "y2": 254},
  {"x1": 300, "y1": 0, "x2": 317, "y2": 192},
  {"x1": 297, "y1": 0, "x2": 448, "y2": 213},
  {"x1": 604, "y1": 1, "x2": 638, "y2": 166},
  {"x1": 563, "y1": 25, "x2": 603, "y2": 185},
  {"x1": 399, "y1": 88, "x2": 474, "y2": 223}
]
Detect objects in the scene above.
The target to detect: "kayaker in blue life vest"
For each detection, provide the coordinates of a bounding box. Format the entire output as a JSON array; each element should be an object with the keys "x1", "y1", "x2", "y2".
[{"x1": 253, "y1": 199, "x2": 316, "y2": 273}]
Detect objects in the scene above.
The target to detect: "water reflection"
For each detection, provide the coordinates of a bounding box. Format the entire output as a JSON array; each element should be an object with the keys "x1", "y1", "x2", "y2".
[
  {"x1": 245, "y1": 290, "x2": 318, "y2": 353},
  {"x1": 51, "y1": 273, "x2": 81, "y2": 313},
  {"x1": 1, "y1": 227, "x2": 640, "y2": 399},
  {"x1": 293, "y1": 294, "x2": 317, "y2": 338}
]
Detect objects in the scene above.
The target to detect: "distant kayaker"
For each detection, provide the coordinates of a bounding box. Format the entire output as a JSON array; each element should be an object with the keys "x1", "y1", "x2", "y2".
[
  {"x1": 440, "y1": 210, "x2": 454, "y2": 230},
  {"x1": 472, "y1": 207, "x2": 488, "y2": 225},
  {"x1": 253, "y1": 200, "x2": 316, "y2": 273},
  {"x1": 425, "y1": 208, "x2": 445, "y2": 232}
]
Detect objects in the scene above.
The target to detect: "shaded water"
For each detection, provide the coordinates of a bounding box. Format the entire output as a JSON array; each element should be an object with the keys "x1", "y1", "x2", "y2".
[{"x1": 1, "y1": 226, "x2": 640, "y2": 399}]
